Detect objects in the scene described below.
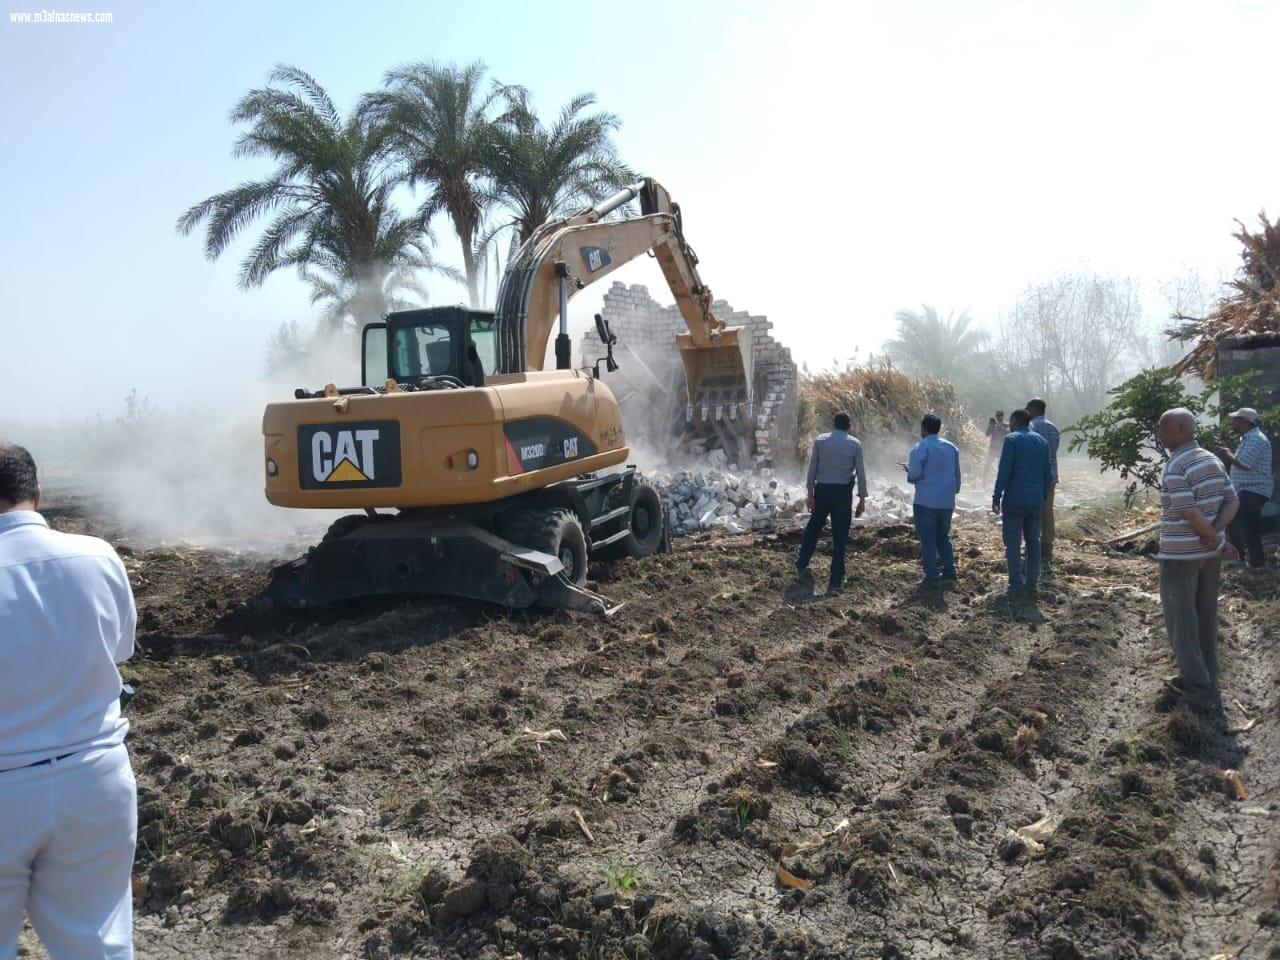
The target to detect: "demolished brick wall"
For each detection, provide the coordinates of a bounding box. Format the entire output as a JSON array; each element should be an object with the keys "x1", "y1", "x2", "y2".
[{"x1": 580, "y1": 281, "x2": 799, "y2": 468}]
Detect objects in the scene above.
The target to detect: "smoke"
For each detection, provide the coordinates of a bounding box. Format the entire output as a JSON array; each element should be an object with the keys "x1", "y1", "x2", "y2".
[{"x1": 9, "y1": 334, "x2": 357, "y2": 554}]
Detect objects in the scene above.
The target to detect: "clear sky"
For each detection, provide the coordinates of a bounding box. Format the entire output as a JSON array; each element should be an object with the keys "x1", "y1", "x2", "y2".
[{"x1": 3, "y1": 0, "x2": 1278, "y2": 422}]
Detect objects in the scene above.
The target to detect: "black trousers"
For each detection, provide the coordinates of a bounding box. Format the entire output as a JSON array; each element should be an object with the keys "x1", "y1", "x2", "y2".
[
  {"x1": 1227, "y1": 490, "x2": 1268, "y2": 567},
  {"x1": 797, "y1": 482, "x2": 854, "y2": 586}
]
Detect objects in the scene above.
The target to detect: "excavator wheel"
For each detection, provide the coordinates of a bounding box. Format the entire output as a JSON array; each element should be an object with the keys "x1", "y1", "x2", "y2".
[
  {"x1": 500, "y1": 507, "x2": 589, "y2": 587},
  {"x1": 621, "y1": 478, "x2": 666, "y2": 559},
  {"x1": 598, "y1": 477, "x2": 666, "y2": 560}
]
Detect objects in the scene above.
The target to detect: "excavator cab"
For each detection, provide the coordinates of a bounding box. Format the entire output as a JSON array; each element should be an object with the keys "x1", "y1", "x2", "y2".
[{"x1": 362, "y1": 306, "x2": 497, "y2": 389}]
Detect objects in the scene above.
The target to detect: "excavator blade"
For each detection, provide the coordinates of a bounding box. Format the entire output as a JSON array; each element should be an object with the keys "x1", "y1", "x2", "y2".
[
  {"x1": 676, "y1": 327, "x2": 757, "y2": 457},
  {"x1": 251, "y1": 516, "x2": 621, "y2": 616}
]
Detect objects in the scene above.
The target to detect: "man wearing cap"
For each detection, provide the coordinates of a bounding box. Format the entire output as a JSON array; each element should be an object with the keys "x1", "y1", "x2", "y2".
[
  {"x1": 0, "y1": 442, "x2": 138, "y2": 958},
  {"x1": 1213, "y1": 408, "x2": 1273, "y2": 568}
]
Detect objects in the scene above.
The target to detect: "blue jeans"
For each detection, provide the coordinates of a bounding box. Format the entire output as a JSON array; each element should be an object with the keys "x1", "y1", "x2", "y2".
[
  {"x1": 797, "y1": 482, "x2": 853, "y2": 587},
  {"x1": 1001, "y1": 503, "x2": 1042, "y2": 588},
  {"x1": 913, "y1": 505, "x2": 955, "y2": 580}
]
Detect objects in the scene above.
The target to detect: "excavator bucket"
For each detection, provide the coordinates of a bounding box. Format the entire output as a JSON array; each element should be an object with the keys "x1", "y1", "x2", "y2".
[{"x1": 676, "y1": 327, "x2": 757, "y2": 460}]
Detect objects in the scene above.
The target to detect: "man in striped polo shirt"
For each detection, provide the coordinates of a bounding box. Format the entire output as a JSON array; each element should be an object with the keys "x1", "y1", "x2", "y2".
[
  {"x1": 1212, "y1": 407, "x2": 1273, "y2": 568},
  {"x1": 1157, "y1": 409, "x2": 1239, "y2": 701}
]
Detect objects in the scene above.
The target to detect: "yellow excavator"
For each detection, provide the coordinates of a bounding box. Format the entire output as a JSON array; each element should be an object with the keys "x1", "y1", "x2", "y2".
[{"x1": 256, "y1": 179, "x2": 751, "y2": 614}]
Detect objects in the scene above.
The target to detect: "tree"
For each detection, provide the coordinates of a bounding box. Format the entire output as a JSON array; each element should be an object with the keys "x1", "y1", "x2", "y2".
[
  {"x1": 1068, "y1": 367, "x2": 1278, "y2": 506},
  {"x1": 483, "y1": 91, "x2": 633, "y2": 244},
  {"x1": 1141, "y1": 269, "x2": 1219, "y2": 370},
  {"x1": 882, "y1": 306, "x2": 987, "y2": 382},
  {"x1": 263, "y1": 320, "x2": 314, "y2": 379},
  {"x1": 177, "y1": 65, "x2": 450, "y2": 329},
  {"x1": 361, "y1": 60, "x2": 507, "y2": 307},
  {"x1": 1067, "y1": 368, "x2": 1198, "y2": 505},
  {"x1": 1001, "y1": 273, "x2": 1142, "y2": 418},
  {"x1": 297, "y1": 217, "x2": 459, "y2": 331}
]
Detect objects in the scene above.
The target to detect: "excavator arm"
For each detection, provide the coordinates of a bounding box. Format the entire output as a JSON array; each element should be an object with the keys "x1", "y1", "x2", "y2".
[{"x1": 492, "y1": 180, "x2": 754, "y2": 425}]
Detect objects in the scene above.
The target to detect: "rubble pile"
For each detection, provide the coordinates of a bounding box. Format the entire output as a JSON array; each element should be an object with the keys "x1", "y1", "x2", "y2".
[
  {"x1": 650, "y1": 463, "x2": 992, "y2": 538},
  {"x1": 650, "y1": 453, "x2": 808, "y2": 536},
  {"x1": 863, "y1": 485, "x2": 991, "y2": 524}
]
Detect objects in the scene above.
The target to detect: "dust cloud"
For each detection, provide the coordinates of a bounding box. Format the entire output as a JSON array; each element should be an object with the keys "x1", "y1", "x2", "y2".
[{"x1": 4, "y1": 336, "x2": 356, "y2": 555}]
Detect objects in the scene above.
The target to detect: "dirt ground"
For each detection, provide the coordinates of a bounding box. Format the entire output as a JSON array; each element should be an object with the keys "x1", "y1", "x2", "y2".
[{"x1": 18, "y1": 495, "x2": 1280, "y2": 960}]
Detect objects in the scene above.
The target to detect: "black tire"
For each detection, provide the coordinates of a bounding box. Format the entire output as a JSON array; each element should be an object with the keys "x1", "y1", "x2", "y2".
[
  {"x1": 613, "y1": 477, "x2": 666, "y2": 559},
  {"x1": 318, "y1": 513, "x2": 370, "y2": 544},
  {"x1": 501, "y1": 507, "x2": 589, "y2": 586}
]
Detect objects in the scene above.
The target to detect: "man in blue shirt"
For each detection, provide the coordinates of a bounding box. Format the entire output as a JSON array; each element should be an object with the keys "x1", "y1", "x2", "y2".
[
  {"x1": 992, "y1": 409, "x2": 1053, "y2": 593},
  {"x1": 906, "y1": 414, "x2": 961, "y2": 585},
  {"x1": 797, "y1": 412, "x2": 868, "y2": 593},
  {"x1": 1027, "y1": 398, "x2": 1061, "y2": 562}
]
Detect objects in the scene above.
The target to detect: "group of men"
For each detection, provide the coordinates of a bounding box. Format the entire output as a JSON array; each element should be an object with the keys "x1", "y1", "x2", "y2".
[
  {"x1": 797, "y1": 403, "x2": 1273, "y2": 711},
  {"x1": 797, "y1": 398, "x2": 1063, "y2": 594}
]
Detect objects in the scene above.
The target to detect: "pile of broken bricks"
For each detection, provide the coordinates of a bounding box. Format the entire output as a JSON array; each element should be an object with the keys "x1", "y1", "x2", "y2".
[{"x1": 649, "y1": 471, "x2": 995, "y2": 538}]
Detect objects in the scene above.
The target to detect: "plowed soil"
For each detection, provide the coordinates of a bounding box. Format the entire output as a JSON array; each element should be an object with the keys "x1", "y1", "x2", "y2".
[{"x1": 19, "y1": 498, "x2": 1280, "y2": 960}]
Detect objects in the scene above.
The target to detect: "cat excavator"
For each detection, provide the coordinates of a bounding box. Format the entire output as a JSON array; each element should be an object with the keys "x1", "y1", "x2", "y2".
[{"x1": 256, "y1": 178, "x2": 753, "y2": 614}]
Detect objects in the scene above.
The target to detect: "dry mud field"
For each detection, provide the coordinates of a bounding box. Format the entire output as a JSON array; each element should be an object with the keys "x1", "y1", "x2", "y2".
[{"x1": 20, "y1": 498, "x2": 1280, "y2": 960}]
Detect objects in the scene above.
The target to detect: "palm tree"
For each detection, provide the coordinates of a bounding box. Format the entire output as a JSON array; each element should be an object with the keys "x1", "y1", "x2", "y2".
[
  {"x1": 177, "y1": 65, "x2": 450, "y2": 329},
  {"x1": 483, "y1": 91, "x2": 633, "y2": 244},
  {"x1": 299, "y1": 217, "x2": 460, "y2": 331},
  {"x1": 883, "y1": 305, "x2": 988, "y2": 382},
  {"x1": 361, "y1": 60, "x2": 507, "y2": 307}
]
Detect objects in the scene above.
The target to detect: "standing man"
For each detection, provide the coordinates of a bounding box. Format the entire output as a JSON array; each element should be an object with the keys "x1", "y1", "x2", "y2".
[
  {"x1": 0, "y1": 443, "x2": 138, "y2": 959},
  {"x1": 1026, "y1": 398, "x2": 1060, "y2": 563},
  {"x1": 983, "y1": 410, "x2": 1007, "y2": 482},
  {"x1": 992, "y1": 409, "x2": 1052, "y2": 594},
  {"x1": 1156, "y1": 409, "x2": 1239, "y2": 701},
  {"x1": 797, "y1": 411, "x2": 868, "y2": 594},
  {"x1": 907, "y1": 414, "x2": 962, "y2": 585},
  {"x1": 1212, "y1": 407, "x2": 1273, "y2": 568}
]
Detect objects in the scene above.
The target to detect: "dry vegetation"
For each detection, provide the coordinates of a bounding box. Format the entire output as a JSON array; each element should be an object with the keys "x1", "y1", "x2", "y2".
[
  {"x1": 1170, "y1": 212, "x2": 1280, "y2": 376},
  {"x1": 797, "y1": 363, "x2": 984, "y2": 461}
]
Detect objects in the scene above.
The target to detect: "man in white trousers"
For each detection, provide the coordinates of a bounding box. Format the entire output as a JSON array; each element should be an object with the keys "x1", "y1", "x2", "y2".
[{"x1": 0, "y1": 443, "x2": 137, "y2": 959}]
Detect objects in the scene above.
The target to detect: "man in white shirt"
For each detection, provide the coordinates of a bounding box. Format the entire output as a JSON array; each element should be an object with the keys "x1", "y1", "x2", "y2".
[{"x1": 0, "y1": 443, "x2": 138, "y2": 959}]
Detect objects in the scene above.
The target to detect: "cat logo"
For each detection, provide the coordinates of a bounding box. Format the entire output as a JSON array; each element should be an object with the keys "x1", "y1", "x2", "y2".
[
  {"x1": 313, "y1": 429, "x2": 379, "y2": 482},
  {"x1": 298, "y1": 421, "x2": 401, "y2": 489},
  {"x1": 503, "y1": 417, "x2": 597, "y2": 474},
  {"x1": 581, "y1": 245, "x2": 612, "y2": 273}
]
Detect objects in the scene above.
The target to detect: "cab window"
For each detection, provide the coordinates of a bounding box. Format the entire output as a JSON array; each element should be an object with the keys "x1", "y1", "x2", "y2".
[
  {"x1": 362, "y1": 325, "x2": 388, "y2": 387},
  {"x1": 470, "y1": 316, "x2": 497, "y2": 376},
  {"x1": 391, "y1": 323, "x2": 454, "y2": 379}
]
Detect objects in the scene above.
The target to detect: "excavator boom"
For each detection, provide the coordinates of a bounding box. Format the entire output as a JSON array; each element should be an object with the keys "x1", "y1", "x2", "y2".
[{"x1": 492, "y1": 179, "x2": 756, "y2": 446}]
